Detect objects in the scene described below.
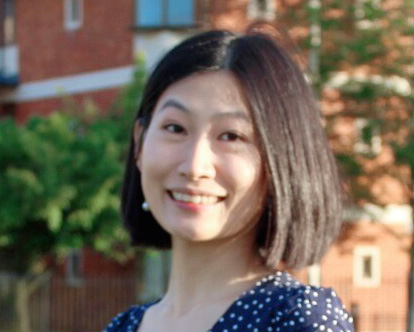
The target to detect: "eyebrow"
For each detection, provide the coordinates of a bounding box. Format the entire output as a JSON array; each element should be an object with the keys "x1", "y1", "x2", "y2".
[
  {"x1": 159, "y1": 99, "x2": 252, "y2": 123},
  {"x1": 159, "y1": 99, "x2": 190, "y2": 113}
]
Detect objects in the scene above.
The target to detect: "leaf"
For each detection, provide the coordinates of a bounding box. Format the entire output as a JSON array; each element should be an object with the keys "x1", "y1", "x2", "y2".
[
  {"x1": 46, "y1": 205, "x2": 63, "y2": 233},
  {"x1": 0, "y1": 57, "x2": 147, "y2": 273}
]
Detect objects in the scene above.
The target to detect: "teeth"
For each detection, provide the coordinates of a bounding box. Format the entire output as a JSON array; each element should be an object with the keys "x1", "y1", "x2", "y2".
[{"x1": 171, "y1": 191, "x2": 220, "y2": 204}]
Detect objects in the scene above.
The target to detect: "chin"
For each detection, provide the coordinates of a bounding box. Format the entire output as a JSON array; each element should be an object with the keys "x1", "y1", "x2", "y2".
[
  {"x1": 178, "y1": 231, "x2": 218, "y2": 243},
  {"x1": 161, "y1": 215, "x2": 228, "y2": 243},
  {"x1": 172, "y1": 225, "x2": 223, "y2": 243}
]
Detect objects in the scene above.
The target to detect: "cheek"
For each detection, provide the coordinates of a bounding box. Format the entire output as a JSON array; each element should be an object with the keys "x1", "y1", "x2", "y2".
[
  {"x1": 140, "y1": 131, "x2": 170, "y2": 169},
  {"x1": 224, "y1": 155, "x2": 263, "y2": 192},
  {"x1": 140, "y1": 148, "x2": 166, "y2": 184},
  {"x1": 223, "y1": 155, "x2": 267, "y2": 223},
  {"x1": 139, "y1": 133, "x2": 180, "y2": 194}
]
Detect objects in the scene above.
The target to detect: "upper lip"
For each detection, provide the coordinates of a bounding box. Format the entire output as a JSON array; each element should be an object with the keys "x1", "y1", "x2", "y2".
[{"x1": 167, "y1": 188, "x2": 226, "y2": 198}]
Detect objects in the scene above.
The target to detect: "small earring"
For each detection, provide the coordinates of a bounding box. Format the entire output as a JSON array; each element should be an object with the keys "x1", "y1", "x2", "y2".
[{"x1": 142, "y1": 201, "x2": 150, "y2": 211}]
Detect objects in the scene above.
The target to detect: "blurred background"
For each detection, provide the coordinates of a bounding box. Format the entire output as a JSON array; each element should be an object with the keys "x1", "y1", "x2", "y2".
[{"x1": 0, "y1": 0, "x2": 413, "y2": 331}]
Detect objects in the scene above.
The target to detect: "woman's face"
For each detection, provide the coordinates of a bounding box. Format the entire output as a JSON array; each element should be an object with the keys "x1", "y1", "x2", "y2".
[{"x1": 136, "y1": 71, "x2": 266, "y2": 244}]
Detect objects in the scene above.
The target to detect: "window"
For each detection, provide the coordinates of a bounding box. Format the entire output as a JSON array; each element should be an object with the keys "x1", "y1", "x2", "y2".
[
  {"x1": 66, "y1": 248, "x2": 83, "y2": 285},
  {"x1": 247, "y1": 0, "x2": 276, "y2": 21},
  {"x1": 64, "y1": 0, "x2": 83, "y2": 31},
  {"x1": 362, "y1": 255, "x2": 372, "y2": 278},
  {"x1": 353, "y1": 246, "x2": 381, "y2": 287},
  {"x1": 135, "y1": 0, "x2": 194, "y2": 28},
  {"x1": 1, "y1": 0, "x2": 15, "y2": 44},
  {"x1": 0, "y1": 0, "x2": 18, "y2": 86}
]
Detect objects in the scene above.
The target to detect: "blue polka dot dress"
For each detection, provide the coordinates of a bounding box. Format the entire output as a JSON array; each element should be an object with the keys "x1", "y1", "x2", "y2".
[{"x1": 103, "y1": 271, "x2": 354, "y2": 332}]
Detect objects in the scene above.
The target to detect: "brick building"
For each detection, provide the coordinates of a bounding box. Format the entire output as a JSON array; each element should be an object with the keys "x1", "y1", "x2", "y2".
[
  {"x1": 0, "y1": 1, "x2": 412, "y2": 331},
  {"x1": 0, "y1": 0, "x2": 273, "y2": 121}
]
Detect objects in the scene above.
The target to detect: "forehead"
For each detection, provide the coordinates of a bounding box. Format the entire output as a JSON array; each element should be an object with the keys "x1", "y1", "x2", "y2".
[{"x1": 153, "y1": 71, "x2": 251, "y2": 116}]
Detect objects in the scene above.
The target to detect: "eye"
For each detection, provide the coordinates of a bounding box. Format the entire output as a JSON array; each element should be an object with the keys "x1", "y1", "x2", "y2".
[
  {"x1": 164, "y1": 123, "x2": 185, "y2": 134},
  {"x1": 219, "y1": 132, "x2": 244, "y2": 142}
]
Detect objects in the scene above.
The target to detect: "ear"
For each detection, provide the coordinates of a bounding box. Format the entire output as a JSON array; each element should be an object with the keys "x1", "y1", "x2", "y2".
[{"x1": 133, "y1": 121, "x2": 144, "y2": 171}]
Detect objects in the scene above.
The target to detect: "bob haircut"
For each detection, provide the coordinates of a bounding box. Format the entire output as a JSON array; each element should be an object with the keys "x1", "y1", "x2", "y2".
[{"x1": 121, "y1": 26, "x2": 343, "y2": 270}]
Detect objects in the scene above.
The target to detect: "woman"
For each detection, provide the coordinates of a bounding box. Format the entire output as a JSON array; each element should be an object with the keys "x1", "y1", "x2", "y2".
[{"x1": 104, "y1": 26, "x2": 354, "y2": 332}]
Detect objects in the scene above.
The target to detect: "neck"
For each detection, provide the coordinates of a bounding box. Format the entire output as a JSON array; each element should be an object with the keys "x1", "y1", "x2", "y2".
[{"x1": 160, "y1": 233, "x2": 270, "y2": 315}]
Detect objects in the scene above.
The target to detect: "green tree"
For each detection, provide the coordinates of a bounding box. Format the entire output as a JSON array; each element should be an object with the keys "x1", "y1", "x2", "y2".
[
  {"x1": 306, "y1": 0, "x2": 414, "y2": 330},
  {"x1": 395, "y1": 109, "x2": 414, "y2": 331},
  {"x1": 281, "y1": 0, "x2": 413, "y2": 329},
  {"x1": 0, "y1": 56, "x2": 147, "y2": 332}
]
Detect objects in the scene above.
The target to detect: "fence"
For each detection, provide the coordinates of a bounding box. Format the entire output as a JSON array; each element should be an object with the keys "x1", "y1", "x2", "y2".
[
  {"x1": 0, "y1": 273, "x2": 18, "y2": 332},
  {"x1": 0, "y1": 273, "x2": 408, "y2": 332},
  {"x1": 333, "y1": 278, "x2": 407, "y2": 332},
  {"x1": 0, "y1": 273, "x2": 137, "y2": 332}
]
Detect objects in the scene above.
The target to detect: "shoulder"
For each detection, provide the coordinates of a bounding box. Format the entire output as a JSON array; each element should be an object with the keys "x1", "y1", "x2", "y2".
[
  {"x1": 280, "y1": 284, "x2": 354, "y2": 331},
  {"x1": 102, "y1": 303, "x2": 151, "y2": 332},
  {"x1": 249, "y1": 272, "x2": 355, "y2": 331}
]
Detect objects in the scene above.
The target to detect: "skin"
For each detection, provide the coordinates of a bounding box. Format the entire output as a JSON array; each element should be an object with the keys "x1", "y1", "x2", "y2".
[{"x1": 135, "y1": 71, "x2": 270, "y2": 332}]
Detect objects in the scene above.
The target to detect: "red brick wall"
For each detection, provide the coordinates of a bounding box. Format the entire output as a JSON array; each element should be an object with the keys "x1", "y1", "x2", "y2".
[
  {"x1": 16, "y1": 0, "x2": 134, "y2": 83},
  {"x1": 329, "y1": 222, "x2": 410, "y2": 332},
  {"x1": 209, "y1": 0, "x2": 249, "y2": 31},
  {"x1": 14, "y1": 87, "x2": 122, "y2": 122},
  {"x1": 293, "y1": 221, "x2": 410, "y2": 332},
  {"x1": 54, "y1": 247, "x2": 135, "y2": 278},
  {"x1": 49, "y1": 276, "x2": 137, "y2": 332},
  {"x1": 81, "y1": 248, "x2": 135, "y2": 277},
  {"x1": 49, "y1": 248, "x2": 136, "y2": 331}
]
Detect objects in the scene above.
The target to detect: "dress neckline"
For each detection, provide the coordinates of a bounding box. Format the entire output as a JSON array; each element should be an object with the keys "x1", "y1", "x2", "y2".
[{"x1": 132, "y1": 271, "x2": 287, "y2": 332}]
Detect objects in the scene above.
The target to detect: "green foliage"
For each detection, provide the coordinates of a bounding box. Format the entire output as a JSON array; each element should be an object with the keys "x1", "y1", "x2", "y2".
[
  {"x1": 395, "y1": 139, "x2": 414, "y2": 176},
  {"x1": 0, "y1": 57, "x2": 147, "y2": 274},
  {"x1": 336, "y1": 154, "x2": 362, "y2": 176},
  {"x1": 117, "y1": 54, "x2": 147, "y2": 114},
  {"x1": 346, "y1": 30, "x2": 386, "y2": 65},
  {"x1": 394, "y1": 105, "x2": 414, "y2": 181},
  {"x1": 360, "y1": 118, "x2": 382, "y2": 144},
  {"x1": 305, "y1": 0, "x2": 414, "y2": 204}
]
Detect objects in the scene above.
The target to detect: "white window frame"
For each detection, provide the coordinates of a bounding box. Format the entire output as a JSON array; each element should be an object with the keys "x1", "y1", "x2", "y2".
[
  {"x1": 64, "y1": 0, "x2": 83, "y2": 31},
  {"x1": 353, "y1": 246, "x2": 381, "y2": 287},
  {"x1": 247, "y1": 0, "x2": 276, "y2": 21}
]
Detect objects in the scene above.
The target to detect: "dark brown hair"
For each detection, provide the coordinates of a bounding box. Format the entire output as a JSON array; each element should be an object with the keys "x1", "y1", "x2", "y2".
[{"x1": 121, "y1": 27, "x2": 343, "y2": 270}]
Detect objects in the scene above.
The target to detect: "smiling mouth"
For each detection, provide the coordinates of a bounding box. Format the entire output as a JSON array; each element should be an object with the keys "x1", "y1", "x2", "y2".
[{"x1": 167, "y1": 190, "x2": 225, "y2": 205}]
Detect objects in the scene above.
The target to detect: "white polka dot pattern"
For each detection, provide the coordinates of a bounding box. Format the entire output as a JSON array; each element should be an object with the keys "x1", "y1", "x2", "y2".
[{"x1": 102, "y1": 272, "x2": 354, "y2": 331}]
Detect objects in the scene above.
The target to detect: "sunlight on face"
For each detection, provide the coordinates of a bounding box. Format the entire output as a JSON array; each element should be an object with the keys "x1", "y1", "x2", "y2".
[{"x1": 137, "y1": 71, "x2": 266, "y2": 244}]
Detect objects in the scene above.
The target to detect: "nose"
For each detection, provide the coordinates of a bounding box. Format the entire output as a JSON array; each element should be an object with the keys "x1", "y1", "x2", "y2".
[{"x1": 178, "y1": 136, "x2": 216, "y2": 180}]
